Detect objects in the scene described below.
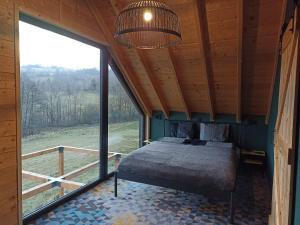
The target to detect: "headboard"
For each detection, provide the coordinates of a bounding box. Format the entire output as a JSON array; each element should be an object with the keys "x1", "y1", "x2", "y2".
[
  {"x1": 151, "y1": 111, "x2": 268, "y2": 150},
  {"x1": 164, "y1": 119, "x2": 237, "y2": 143}
]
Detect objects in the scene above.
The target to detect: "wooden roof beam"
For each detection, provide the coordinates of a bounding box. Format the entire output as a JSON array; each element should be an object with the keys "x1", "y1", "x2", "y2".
[
  {"x1": 167, "y1": 48, "x2": 191, "y2": 120},
  {"x1": 86, "y1": 0, "x2": 152, "y2": 117},
  {"x1": 236, "y1": 0, "x2": 243, "y2": 123},
  {"x1": 265, "y1": 0, "x2": 288, "y2": 124},
  {"x1": 195, "y1": 0, "x2": 215, "y2": 121}
]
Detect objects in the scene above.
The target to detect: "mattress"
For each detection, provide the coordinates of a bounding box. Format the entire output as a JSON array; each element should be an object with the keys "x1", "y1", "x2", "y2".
[
  {"x1": 206, "y1": 141, "x2": 234, "y2": 148},
  {"x1": 117, "y1": 139, "x2": 237, "y2": 194}
]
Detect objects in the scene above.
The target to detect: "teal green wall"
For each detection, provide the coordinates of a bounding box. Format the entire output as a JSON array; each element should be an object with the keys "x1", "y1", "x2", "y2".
[
  {"x1": 266, "y1": 60, "x2": 281, "y2": 178},
  {"x1": 294, "y1": 126, "x2": 300, "y2": 225},
  {"x1": 151, "y1": 111, "x2": 268, "y2": 151}
]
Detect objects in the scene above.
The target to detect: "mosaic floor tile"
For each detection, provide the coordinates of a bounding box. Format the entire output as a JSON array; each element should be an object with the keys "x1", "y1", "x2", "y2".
[{"x1": 29, "y1": 168, "x2": 271, "y2": 225}]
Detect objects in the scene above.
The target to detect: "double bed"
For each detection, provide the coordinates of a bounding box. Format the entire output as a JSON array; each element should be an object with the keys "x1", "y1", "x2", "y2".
[{"x1": 115, "y1": 137, "x2": 238, "y2": 222}]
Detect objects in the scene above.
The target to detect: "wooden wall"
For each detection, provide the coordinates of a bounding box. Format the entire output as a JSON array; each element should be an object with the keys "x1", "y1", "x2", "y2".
[
  {"x1": 269, "y1": 13, "x2": 300, "y2": 225},
  {"x1": 0, "y1": 0, "x2": 107, "y2": 224},
  {"x1": 0, "y1": 1, "x2": 19, "y2": 224},
  {"x1": 17, "y1": 0, "x2": 107, "y2": 45},
  {"x1": 0, "y1": 0, "x2": 288, "y2": 223}
]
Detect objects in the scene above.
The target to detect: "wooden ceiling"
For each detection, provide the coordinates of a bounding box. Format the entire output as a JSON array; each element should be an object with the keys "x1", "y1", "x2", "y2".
[{"x1": 20, "y1": 0, "x2": 286, "y2": 122}]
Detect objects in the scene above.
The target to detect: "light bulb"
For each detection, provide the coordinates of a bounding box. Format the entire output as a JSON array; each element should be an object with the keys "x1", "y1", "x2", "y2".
[{"x1": 143, "y1": 11, "x2": 153, "y2": 22}]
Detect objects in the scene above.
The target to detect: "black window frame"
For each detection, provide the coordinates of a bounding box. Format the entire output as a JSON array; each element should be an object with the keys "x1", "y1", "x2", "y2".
[
  {"x1": 20, "y1": 13, "x2": 145, "y2": 223},
  {"x1": 108, "y1": 59, "x2": 146, "y2": 148}
]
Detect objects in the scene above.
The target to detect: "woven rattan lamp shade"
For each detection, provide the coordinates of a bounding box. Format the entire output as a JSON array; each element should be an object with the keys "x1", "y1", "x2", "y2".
[{"x1": 114, "y1": 1, "x2": 181, "y2": 49}]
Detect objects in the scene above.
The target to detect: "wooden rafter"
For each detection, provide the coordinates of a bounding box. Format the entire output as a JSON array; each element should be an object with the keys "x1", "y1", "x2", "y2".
[
  {"x1": 265, "y1": 0, "x2": 288, "y2": 124},
  {"x1": 108, "y1": 0, "x2": 169, "y2": 118},
  {"x1": 167, "y1": 48, "x2": 191, "y2": 119},
  {"x1": 86, "y1": 0, "x2": 152, "y2": 117},
  {"x1": 195, "y1": 0, "x2": 215, "y2": 121},
  {"x1": 236, "y1": 0, "x2": 243, "y2": 123}
]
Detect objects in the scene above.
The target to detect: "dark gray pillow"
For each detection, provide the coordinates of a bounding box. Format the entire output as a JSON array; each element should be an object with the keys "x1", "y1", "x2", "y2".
[
  {"x1": 169, "y1": 122, "x2": 178, "y2": 137},
  {"x1": 177, "y1": 122, "x2": 194, "y2": 139},
  {"x1": 200, "y1": 123, "x2": 229, "y2": 142}
]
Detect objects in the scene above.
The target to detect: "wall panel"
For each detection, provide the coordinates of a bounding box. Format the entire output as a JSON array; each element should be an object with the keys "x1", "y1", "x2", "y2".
[
  {"x1": 0, "y1": 0, "x2": 19, "y2": 223},
  {"x1": 18, "y1": 0, "x2": 107, "y2": 45},
  {"x1": 270, "y1": 14, "x2": 299, "y2": 225},
  {"x1": 0, "y1": 0, "x2": 109, "y2": 224}
]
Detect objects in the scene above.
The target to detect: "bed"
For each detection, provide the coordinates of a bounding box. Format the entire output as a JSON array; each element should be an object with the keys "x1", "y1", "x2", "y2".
[{"x1": 114, "y1": 137, "x2": 238, "y2": 222}]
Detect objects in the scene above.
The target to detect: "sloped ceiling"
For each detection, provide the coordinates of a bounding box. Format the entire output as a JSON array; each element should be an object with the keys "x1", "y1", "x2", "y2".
[
  {"x1": 88, "y1": 0, "x2": 285, "y2": 121},
  {"x1": 20, "y1": 0, "x2": 286, "y2": 121}
]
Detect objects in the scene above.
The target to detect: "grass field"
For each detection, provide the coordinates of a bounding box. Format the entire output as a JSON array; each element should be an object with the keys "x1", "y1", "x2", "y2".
[{"x1": 22, "y1": 121, "x2": 139, "y2": 215}]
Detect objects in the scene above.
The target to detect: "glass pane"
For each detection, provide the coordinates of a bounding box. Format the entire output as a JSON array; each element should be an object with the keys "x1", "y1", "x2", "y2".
[
  {"x1": 108, "y1": 66, "x2": 141, "y2": 173},
  {"x1": 20, "y1": 21, "x2": 101, "y2": 216}
]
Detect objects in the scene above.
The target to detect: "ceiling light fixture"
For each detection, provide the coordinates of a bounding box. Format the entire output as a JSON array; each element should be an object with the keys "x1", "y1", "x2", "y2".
[
  {"x1": 114, "y1": 1, "x2": 182, "y2": 49},
  {"x1": 143, "y1": 11, "x2": 153, "y2": 22}
]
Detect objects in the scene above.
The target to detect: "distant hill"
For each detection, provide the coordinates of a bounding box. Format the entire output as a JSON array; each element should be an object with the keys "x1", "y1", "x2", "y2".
[{"x1": 21, "y1": 65, "x2": 100, "y2": 79}]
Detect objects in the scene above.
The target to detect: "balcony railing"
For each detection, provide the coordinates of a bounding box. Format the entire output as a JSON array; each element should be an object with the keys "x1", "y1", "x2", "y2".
[{"x1": 22, "y1": 146, "x2": 122, "y2": 200}]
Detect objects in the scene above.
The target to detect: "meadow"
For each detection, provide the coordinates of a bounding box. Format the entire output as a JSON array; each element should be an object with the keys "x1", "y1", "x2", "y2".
[{"x1": 22, "y1": 121, "x2": 139, "y2": 215}]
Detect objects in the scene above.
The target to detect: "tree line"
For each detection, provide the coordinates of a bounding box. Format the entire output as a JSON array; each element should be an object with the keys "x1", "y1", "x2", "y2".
[{"x1": 21, "y1": 65, "x2": 140, "y2": 137}]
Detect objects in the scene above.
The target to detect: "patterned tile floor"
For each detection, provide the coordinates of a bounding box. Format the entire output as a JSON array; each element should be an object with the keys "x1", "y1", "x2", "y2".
[{"x1": 29, "y1": 168, "x2": 271, "y2": 225}]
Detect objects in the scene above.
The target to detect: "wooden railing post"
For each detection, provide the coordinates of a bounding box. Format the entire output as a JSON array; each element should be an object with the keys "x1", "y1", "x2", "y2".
[{"x1": 58, "y1": 146, "x2": 64, "y2": 196}]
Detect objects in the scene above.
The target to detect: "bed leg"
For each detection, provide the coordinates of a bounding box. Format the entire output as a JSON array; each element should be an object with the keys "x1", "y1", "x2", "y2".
[
  {"x1": 114, "y1": 171, "x2": 118, "y2": 197},
  {"x1": 229, "y1": 191, "x2": 234, "y2": 224}
]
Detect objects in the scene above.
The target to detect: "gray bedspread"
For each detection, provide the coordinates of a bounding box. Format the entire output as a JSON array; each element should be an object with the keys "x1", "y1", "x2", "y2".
[{"x1": 117, "y1": 140, "x2": 237, "y2": 194}]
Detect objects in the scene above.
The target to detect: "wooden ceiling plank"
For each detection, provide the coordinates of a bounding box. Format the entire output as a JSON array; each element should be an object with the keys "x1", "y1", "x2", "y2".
[
  {"x1": 167, "y1": 48, "x2": 191, "y2": 119},
  {"x1": 59, "y1": 0, "x2": 62, "y2": 22},
  {"x1": 237, "y1": 0, "x2": 243, "y2": 123},
  {"x1": 265, "y1": 0, "x2": 288, "y2": 124},
  {"x1": 195, "y1": 0, "x2": 215, "y2": 121},
  {"x1": 108, "y1": 0, "x2": 169, "y2": 118},
  {"x1": 136, "y1": 50, "x2": 170, "y2": 118},
  {"x1": 86, "y1": 0, "x2": 152, "y2": 117}
]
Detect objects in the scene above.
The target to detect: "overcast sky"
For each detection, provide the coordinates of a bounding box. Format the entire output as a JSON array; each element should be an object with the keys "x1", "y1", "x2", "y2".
[{"x1": 19, "y1": 21, "x2": 100, "y2": 70}]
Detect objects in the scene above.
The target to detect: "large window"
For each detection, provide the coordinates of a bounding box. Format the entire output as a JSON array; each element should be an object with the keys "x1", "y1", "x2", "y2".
[
  {"x1": 108, "y1": 66, "x2": 142, "y2": 173},
  {"x1": 20, "y1": 16, "x2": 144, "y2": 220},
  {"x1": 20, "y1": 21, "x2": 102, "y2": 216}
]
